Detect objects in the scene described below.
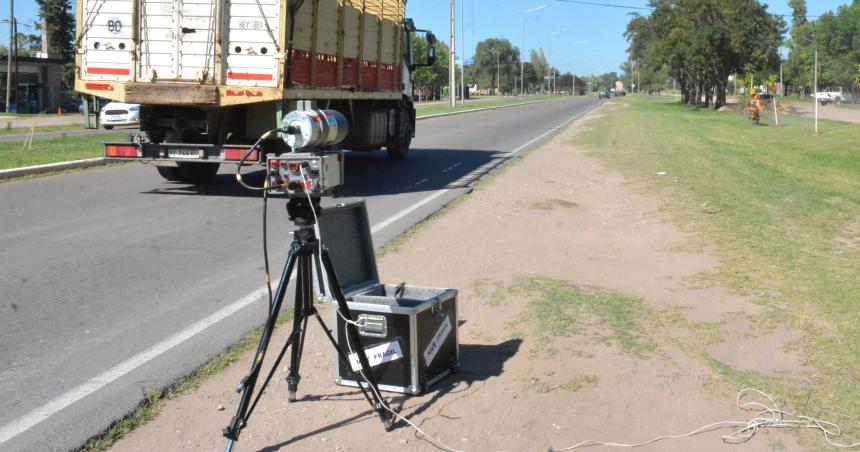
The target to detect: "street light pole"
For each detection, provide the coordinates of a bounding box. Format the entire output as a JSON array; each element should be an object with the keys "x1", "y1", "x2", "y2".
[
  {"x1": 504, "y1": 5, "x2": 547, "y2": 100},
  {"x1": 5, "y1": 0, "x2": 12, "y2": 113},
  {"x1": 814, "y1": 46, "x2": 818, "y2": 135},
  {"x1": 449, "y1": 0, "x2": 455, "y2": 108},
  {"x1": 548, "y1": 29, "x2": 565, "y2": 94},
  {"x1": 460, "y1": 0, "x2": 465, "y2": 106},
  {"x1": 520, "y1": 15, "x2": 525, "y2": 99}
]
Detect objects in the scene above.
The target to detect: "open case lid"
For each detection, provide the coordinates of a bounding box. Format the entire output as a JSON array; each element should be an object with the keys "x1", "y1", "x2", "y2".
[{"x1": 319, "y1": 201, "x2": 380, "y2": 296}]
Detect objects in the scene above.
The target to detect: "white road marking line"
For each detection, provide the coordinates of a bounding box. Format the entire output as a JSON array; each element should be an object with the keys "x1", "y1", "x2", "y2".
[
  {"x1": 0, "y1": 100, "x2": 598, "y2": 445},
  {"x1": 0, "y1": 286, "x2": 268, "y2": 444}
]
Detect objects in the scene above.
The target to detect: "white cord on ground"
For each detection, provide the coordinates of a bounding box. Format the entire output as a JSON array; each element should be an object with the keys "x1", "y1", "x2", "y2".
[
  {"x1": 552, "y1": 388, "x2": 860, "y2": 450},
  {"x1": 301, "y1": 191, "x2": 462, "y2": 452}
]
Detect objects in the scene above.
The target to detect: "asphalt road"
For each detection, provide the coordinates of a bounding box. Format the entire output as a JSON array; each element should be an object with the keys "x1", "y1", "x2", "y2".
[{"x1": 0, "y1": 96, "x2": 600, "y2": 451}]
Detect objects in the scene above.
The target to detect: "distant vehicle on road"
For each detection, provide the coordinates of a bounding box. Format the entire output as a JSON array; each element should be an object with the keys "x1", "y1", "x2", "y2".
[
  {"x1": 816, "y1": 91, "x2": 846, "y2": 105},
  {"x1": 758, "y1": 93, "x2": 773, "y2": 101},
  {"x1": 99, "y1": 102, "x2": 141, "y2": 129},
  {"x1": 598, "y1": 90, "x2": 610, "y2": 99},
  {"x1": 614, "y1": 91, "x2": 627, "y2": 97}
]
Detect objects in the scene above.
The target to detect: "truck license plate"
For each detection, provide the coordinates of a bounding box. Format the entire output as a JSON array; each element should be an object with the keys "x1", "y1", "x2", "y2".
[{"x1": 168, "y1": 149, "x2": 201, "y2": 159}]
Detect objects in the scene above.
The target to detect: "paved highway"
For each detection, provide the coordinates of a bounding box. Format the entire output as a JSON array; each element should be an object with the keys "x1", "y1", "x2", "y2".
[{"x1": 0, "y1": 96, "x2": 600, "y2": 451}]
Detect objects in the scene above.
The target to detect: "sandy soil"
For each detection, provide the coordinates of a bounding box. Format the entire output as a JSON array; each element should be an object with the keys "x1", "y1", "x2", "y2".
[
  {"x1": 109, "y1": 106, "x2": 811, "y2": 451},
  {"x1": 0, "y1": 114, "x2": 84, "y2": 129},
  {"x1": 793, "y1": 103, "x2": 860, "y2": 124}
]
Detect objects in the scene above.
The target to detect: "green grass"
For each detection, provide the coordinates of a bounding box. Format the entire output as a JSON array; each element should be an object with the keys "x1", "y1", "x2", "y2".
[
  {"x1": 77, "y1": 311, "x2": 293, "y2": 451},
  {"x1": 575, "y1": 95, "x2": 860, "y2": 440},
  {"x1": 507, "y1": 277, "x2": 659, "y2": 357},
  {"x1": 415, "y1": 95, "x2": 567, "y2": 117},
  {"x1": 0, "y1": 132, "x2": 123, "y2": 170},
  {"x1": 0, "y1": 124, "x2": 86, "y2": 136},
  {"x1": 528, "y1": 198, "x2": 578, "y2": 210}
]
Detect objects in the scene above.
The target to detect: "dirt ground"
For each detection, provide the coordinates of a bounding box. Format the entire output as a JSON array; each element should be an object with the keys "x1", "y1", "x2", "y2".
[
  {"x1": 109, "y1": 106, "x2": 813, "y2": 451},
  {"x1": 792, "y1": 103, "x2": 860, "y2": 124},
  {"x1": 0, "y1": 113, "x2": 85, "y2": 129}
]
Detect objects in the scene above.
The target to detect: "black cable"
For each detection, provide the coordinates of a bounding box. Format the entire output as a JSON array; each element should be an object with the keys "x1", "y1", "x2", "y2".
[
  {"x1": 235, "y1": 127, "x2": 283, "y2": 192},
  {"x1": 262, "y1": 171, "x2": 274, "y2": 311}
]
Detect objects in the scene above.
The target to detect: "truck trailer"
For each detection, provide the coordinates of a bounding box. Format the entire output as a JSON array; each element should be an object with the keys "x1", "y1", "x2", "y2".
[{"x1": 75, "y1": 0, "x2": 435, "y2": 182}]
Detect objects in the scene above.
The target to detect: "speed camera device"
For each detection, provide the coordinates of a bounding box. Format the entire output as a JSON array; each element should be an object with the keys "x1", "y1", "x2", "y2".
[{"x1": 268, "y1": 109, "x2": 348, "y2": 197}]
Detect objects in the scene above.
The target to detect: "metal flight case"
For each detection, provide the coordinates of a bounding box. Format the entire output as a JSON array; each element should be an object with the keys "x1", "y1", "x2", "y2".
[{"x1": 319, "y1": 201, "x2": 459, "y2": 395}]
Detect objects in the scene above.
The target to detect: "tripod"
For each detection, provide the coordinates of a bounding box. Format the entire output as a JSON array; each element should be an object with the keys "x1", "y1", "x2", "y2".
[{"x1": 223, "y1": 196, "x2": 393, "y2": 451}]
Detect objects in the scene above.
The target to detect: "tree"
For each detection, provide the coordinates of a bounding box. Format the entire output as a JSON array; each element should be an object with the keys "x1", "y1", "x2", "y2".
[
  {"x1": 412, "y1": 35, "x2": 450, "y2": 99},
  {"x1": 625, "y1": 0, "x2": 784, "y2": 109},
  {"x1": 0, "y1": 27, "x2": 41, "y2": 57},
  {"x1": 529, "y1": 49, "x2": 548, "y2": 92},
  {"x1": 36, "y1": 0, "x2": 75, "y2": 92},
  {"x1": 36, "y1": 0, "x2": 74, "y2": 61},
  {"x1": 855, "y1": 64, "x2": 860, "y2": 87},
  {"x1": 787, "y1": 2, "x2": 860, "y2": 95},
  {"x1": 472, "y1": 38, "x2": 519, "y2": 95},
  {"x1": 789, "y1": 0, "x2": 807, "y2": 29}
]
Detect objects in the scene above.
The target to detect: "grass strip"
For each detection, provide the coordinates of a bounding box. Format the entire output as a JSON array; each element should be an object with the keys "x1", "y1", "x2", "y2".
[
  {"x1": 0, "y1": 132, "x2": 123, "y2": 170},
  {"x1": 415, "y1": 95, "x2": 568, "y2": 117},
  {"x1": 0, "y1": 124, "x2": 87, "y2": 136},
  {"x1": 507, "y1": 277, "x2": 659, "y2": 358},
  {"x1": 575, "y1": 94, "x2": 860, "y2": 440}
]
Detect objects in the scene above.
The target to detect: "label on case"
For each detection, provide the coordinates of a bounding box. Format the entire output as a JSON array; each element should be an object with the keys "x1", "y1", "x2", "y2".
[
  {"x1": 348, "y1": 339, "x2": 403, "y2": 372},
  {"x1": 423, "y1": 316, "x2": 452, "y2": 366}
]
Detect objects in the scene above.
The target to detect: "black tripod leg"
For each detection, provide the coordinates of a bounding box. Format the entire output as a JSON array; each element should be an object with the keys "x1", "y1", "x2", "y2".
[
  {"x1": 286, "y1": 254, "x2": 313, "y2": 401},
  {"x1": 320, "y1": 248, "x2": 394, "y2": 429},
  {"x1": 223, "y1": 244, "x2": 299, "y2": 442},
  {"x1": 311, "y1": 310, "x2": 378, "y2": 408}
]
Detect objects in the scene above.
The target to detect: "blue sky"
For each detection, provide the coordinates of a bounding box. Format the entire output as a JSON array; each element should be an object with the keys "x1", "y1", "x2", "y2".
[{"x1": 0, "y1": 0, "x2": 851, "y2": 75}]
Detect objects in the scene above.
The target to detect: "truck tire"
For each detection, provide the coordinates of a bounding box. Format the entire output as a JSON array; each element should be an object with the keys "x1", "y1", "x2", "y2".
[
  {"x1": 386, "y1": 106, "x2": 413, "y2": 161},
  {"x1": 177, "y1": 162, "x2": 220, "y2": 183},
  {"x1": 156, "y1": 165, "x2": 182, "y2": 181},
  {"x1": 104, "y1": 125, "x2": 114, "y2": 130}
]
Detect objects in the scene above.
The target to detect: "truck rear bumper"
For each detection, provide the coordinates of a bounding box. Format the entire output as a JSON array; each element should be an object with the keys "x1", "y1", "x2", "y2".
[{"x1": 104, "y1": 142, "x2": 258, "y2": 164}]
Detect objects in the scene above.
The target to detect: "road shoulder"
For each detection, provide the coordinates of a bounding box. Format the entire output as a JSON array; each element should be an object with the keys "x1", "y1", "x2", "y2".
[{"x1": 106, "y1": 103, "x2": 805, "y2": 451}]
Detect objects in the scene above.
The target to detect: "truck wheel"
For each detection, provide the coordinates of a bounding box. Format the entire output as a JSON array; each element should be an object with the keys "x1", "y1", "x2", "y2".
[
  {"x1": 156, "y1": 165, "x2": 182, "y2": 181},
  {"x1": 104, "y1": 125, "x2": 114, "y2": 130},
  {"x1": 386, "y1": 106, "x2": 412, "y2": 161},
  {"x1": 177, "y1": 162, "x2": 220, "y2": 183}
]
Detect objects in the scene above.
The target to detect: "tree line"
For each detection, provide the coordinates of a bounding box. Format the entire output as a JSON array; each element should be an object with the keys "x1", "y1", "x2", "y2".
[
  {"x1": 625, "y1": 0, "x2": 783, "y2": 109},
  {"x1": 783, "y1": 0, "x2": 860, "y2": 95},
  {"x1": 411, "y1": 36, "x2": 579, "y2": 99}
]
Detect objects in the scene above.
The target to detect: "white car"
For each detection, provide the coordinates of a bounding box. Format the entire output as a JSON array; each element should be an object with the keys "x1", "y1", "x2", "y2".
[
  {"x1": 100, "y1": 102, "x2": 140, "y2": 129},
  {"x1": 816, "y1": 91, "x2": 845, "y2": 105}
]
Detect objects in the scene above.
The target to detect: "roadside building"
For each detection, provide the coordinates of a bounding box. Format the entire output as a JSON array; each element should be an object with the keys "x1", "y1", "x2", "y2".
[{"x1": 0, "y1": 55, "x2": 65, "y2": 113}]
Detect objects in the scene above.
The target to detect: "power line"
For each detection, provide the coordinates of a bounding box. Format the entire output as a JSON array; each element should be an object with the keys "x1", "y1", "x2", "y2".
[{"x1": 548, "y1": 0, "x2": 823, "y2": 18}]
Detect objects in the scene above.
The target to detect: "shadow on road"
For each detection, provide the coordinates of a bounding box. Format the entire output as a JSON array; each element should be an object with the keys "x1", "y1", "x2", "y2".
[{"x1": 142, "y1": 147, "x2": 509, "y2": 199}]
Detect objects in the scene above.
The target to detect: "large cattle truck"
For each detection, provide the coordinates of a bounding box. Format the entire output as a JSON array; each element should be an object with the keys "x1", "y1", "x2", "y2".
[{"x1": 75, "y1": 0, "x2": 435, "y2": 182}]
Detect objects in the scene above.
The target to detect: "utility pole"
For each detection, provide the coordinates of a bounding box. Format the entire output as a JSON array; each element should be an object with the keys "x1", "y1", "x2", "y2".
[
  {"x1": 520, "y1": 16, "x2": 525, "y2": 99},
  {"x1": 459, "y1": 0, "x2": 465, "y2": 106},
  {"x1": 449, "y1": 0, "x2": 455, "y2": 108},
  {"x1": 504, "y1": 5, "x2": 548, "y2": 100},
  {"x1": 637, "y1": 59, "x2": 640, "y2": 94},
  {"x1": 779, "y1": 62, "x2": 783, "y2": 95},
  {"x1": 13, "y1": 18, "x2": 18, "y2": 111},
  {"x1": 5, "y1": 0, "x2": 12, "y2": 113},
  {"x1": 814, "y1": 46, "x2": 818, "y2": 134}
]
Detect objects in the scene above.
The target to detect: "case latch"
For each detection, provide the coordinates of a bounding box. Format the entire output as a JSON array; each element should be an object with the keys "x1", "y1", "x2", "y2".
[
  {"x1": 430, "y1": 299, "x2": 444, "y2": 317},
  {"x1": 357, "y1": 314, "x2": 387, "y2": 337}
]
